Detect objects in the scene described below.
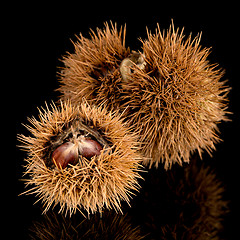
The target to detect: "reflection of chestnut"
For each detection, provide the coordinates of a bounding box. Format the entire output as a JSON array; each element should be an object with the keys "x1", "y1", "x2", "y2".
[
  {"x1": 52, "y1": 142, "x2": 78, "y2": 169},
  {"x1": 52, "y1": 137, "x2": 103, "y2": 169}
]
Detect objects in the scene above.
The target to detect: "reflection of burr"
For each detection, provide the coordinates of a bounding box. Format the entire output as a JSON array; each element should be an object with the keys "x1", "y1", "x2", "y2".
[
  {"x1": 30, "y1": 210, "x2": 144, "y2": 240},
  {"x1": 19, "y1": 102, "x2": 143, "y2": 215},
  {"x1": 136, "y1": 158, "x2": 229, "y2": 239}
]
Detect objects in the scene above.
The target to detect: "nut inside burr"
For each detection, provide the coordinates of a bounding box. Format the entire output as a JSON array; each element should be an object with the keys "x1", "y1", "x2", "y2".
[
  {"x1": 44, "y1": 121, "x2": 110, "y2": 169},
  {"x1": 120, "y1": 51, "x2": 146, "y2": 82}
]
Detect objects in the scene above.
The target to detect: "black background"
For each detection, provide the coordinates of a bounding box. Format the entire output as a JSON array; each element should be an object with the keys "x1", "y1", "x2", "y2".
[{"x1": 14, "y1": 3, "x2": 239, "y2": 239}]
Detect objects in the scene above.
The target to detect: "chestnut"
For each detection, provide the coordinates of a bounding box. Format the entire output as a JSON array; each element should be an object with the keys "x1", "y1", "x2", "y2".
[
  {"x1": 52, "y1": 142, "x2": 78, "y2": 169},
  {"x1": 51, "y1": 136, "x2": 103, "y2": 169},
  {"x1": 78, "y1": 137, "x2": 103, "y2": 159}
]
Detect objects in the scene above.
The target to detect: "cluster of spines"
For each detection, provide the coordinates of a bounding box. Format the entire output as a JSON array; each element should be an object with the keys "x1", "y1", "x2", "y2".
[
  {"x1": 121, "y1": 23, "x2": 230, "y2": 169},
  {"x1": 19, "y1": 101, "x2": 142, "y2": 215},
  {"x1": 139, "y1": 159, "x2": 228, "y2": 239},
  {"x1": 58, "y1": 22, "x2": 130, "y2": 109}
]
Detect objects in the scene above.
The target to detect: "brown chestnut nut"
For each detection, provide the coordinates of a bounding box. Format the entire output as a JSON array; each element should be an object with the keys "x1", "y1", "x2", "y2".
[
  {"x1": 78, "y1": 137, "x2": 103, "y2": 159},
  {"x1": 52, "y1": 142, "x2": 78, "y2": 169},
  {"x1": 51, "y1": 137, "x2": 103, "y2": 169}
]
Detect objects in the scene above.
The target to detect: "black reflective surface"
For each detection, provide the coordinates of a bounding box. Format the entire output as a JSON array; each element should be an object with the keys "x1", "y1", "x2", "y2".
[{"x1": 15, "y1": 6, "x2": 239, "y2": 239}]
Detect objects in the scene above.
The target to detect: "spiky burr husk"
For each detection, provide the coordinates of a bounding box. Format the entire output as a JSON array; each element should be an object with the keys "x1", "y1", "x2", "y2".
[
  {"x1": 121, "y1": 23, "x2": 230, "y2": 169},
  {"x1": 58, "y1": 22, "x2": 230, "y2": 169},
  {"x1": 58, "y1": 22, "x2": 130, "y2": 110},
  {"x1": 18, "y1": 101, "x2": 142, "y2": 215}
]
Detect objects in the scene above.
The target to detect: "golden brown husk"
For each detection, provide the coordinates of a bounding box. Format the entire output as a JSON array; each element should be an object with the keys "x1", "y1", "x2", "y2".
[
  {"x1": 121, "y1": 23, "x2": 230, "y2": 169},
  {"x1": 18, "y1": 101, "x2": 143, "y2": 216},
  {"x1": 58, "y1": 22, "x2": 130, "y2": 110},
  {"x1": 58, "y1": 22, "x2": 230, "y2": 169}
]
